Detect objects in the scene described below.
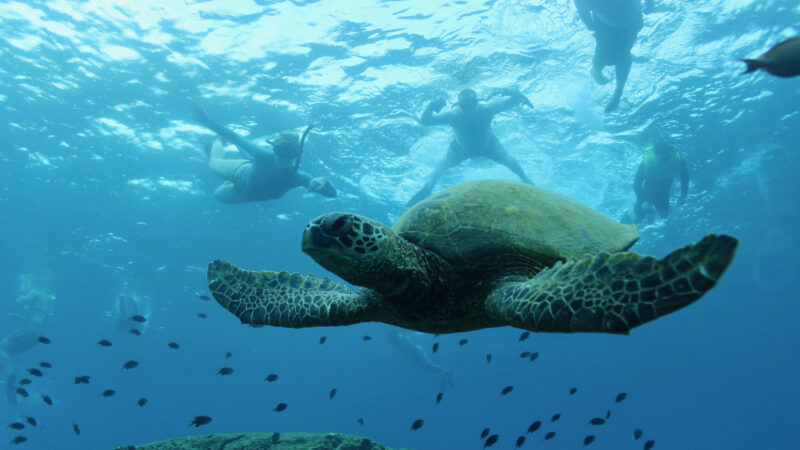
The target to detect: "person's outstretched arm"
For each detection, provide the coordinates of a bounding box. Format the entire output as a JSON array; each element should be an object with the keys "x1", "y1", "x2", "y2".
[
  {"x1": 574, "y1": 0, "x2": 595, "y2": 30},
  {"x1": 633, "y1": 163, "x2": 645, "y2": 196},
  {"x1": 190, "y1": 101, "x2": 271, "y2": 163},
  {"x1": 295, "y1": 171, "x2": 337, "y2": 198},
  {"x1": 483, "y1": 89, "x2": 531, "y2": 116},
  {"x1": 419, "y1": 98, "x2": 454, "y2": 126},
  {"x1": 679, "y1": 157, "x2": 689, "y2": 203}
]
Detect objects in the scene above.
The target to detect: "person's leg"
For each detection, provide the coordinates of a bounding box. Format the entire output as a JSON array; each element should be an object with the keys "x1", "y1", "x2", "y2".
[
  {"x1": 653, "y1": 188, "x2": 671, "y2": 218},
  {"x1": 606, "y1": 53, "x2": 632, "y2": 112},
  {"x1": 408, "y1": 141, "x2": 469, "y2": 207},
  {"x1": 488, "y1": 139, "x2": 534, "y2": 184},
  {"x1": 207, "y1": 140, "x2": 249, "y2": 181},
  {"x1": 213, "y1": 182, "x2": 248, "y2": 204}
]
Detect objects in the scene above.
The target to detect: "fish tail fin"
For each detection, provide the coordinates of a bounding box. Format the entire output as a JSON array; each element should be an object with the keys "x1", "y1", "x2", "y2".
[{"x1": 740, "y1": 59, "x2": 762, "y2": 75}]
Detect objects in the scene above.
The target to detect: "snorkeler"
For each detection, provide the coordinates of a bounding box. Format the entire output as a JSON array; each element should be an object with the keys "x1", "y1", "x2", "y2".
[
  {"x1": 191, "y1": 101, "x2": 337, "y2": 204},
  {"x1": 386, "y1": 330, "x2": 454, "y2": 392},
  {"x1": 574, "y1": 0, "x2": 654, "y2": 112},
  {"x1": 0, "y1": 275, "x2": 55, "y2": 406},
  {"x1": 408, "y1": 88, "x2": 534, "y2": 206},
  {"x1": 626, "y1": 134, "x2": 689, "y2": 223}
]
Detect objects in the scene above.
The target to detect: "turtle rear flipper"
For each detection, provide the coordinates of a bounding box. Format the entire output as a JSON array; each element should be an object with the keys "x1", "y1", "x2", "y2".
[
  {"x1": 207, "y1": 260, "x2": 380, "y2": 328},
  {"x1": 485, "y1": 234, "x2": 738, "y2": 334}
]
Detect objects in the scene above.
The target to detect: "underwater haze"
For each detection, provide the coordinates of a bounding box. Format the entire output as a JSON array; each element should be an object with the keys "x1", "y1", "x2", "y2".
[{"x1": 1, "y1": 0, "x2": 799, "y2": 449}]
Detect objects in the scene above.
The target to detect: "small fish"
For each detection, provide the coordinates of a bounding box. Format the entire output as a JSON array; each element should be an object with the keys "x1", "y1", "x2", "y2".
[
  {"x1": 527, "y1": 420, "x2": 541, "y2": 433},
  {"x1": 16, "y1": 388, "x2": 29, "y2": 398},
  {"x1": 319, "y1": 336, "x2": 327, "y2": 344},
  {"x1": 197, "y1": 294, "x2": 211, "y2": 301},
  {"x1": 24, "y1": 417, "x2": 36, "y2": 427},
  {"x1": 38, "y1": 362, "x2": 52, "y2": 369},
  {"x1": 500, "y1": 385, "x2": 514, "y2": 396},
  {"x1": 37, "y1": 336, "x2": 51, "y2": 344},
  {"x1": 129, "y1": 328, "x2": 141, "y2": 336},
  {"x1": 520, "y1": 351, "x2": 530, "y2": 358},
  {"x1": 265, "y1": 373, "x2": 278, "y2": 382},
  {"x1": 274, "y1": 402, "x2": 287, "y2": 412},
  {"x1": 72, "y1": 423, "x2": 81, "y2": 435},
  {"x1": 544, "y1": 431, "x2": 556, "y2": 440},
  {"x1": 28, "y1": 368, "x2": 43, "y2": 377},
  {"x1": 18, "y1": 378, "x2": 31, "y2": 386},
  {"x1": 458, "y1": 339, "x2": 468, "y2": 346},
  {"x1": 122, "y1": 360, "x2": 139, "y2": 369},
  {"x1": 329, "y1": 388, "x2": 337, "y2": 399},
  {"x1": 615, "y1": 392, "x2": 627, "y2": 403},
  {"x1": 589, "y1": 418, "x2": 606, "y2": 425},
  {"x1": 644, "y1": 439, "x2": 656, "y2": 450},
  {"x1": 529, "y1": 352, "x2": 539, "y2": 362},
  {"x1": 432, "y1": 342, "x2": 439, "y2": 353},
  {"x1": 189, "y1": 416, "x2": 212, "y2": 427},
  {"x1": 137, "y1": 398, "x2": 148, "y2": 407},
  {"x1": 97, "y1": 339, "x2": 112, "y2": 347},
  {"x1": 606, "y1": 410, "x2": 611, "y2": 419},
  {"x1": 11, "y1": 436, "x2": 27, "y2": 445},
  {"x1": 435, "y1": 392, "x2": 443, "y2": 404},
  {"x1": 357, "y1": 417, "x2": 364, "y2": 426},
  {"x1": 130, "y1": 315, "x2": 147, "y2": 323},
  {"x1": 168, "y1": 342, "x2": 180, "y2": 349},
  {"x1": 551, "y1": 413, "x2": 561, "y2": 422},
  {"x1": 410, "y1": 419, "x2": 424, "y2": 431},
  {"x1": 484, "y1": 434, "x2": 499, "y2": 447},
  {"x1": 569, "y1": 387, "x2": 578, "y2": 395},
  {"x1": 217, "y1": 367, "x2": 233, "y2": 375},
  {"x1": 519, "y1": 331, "x2": 530, "y2": 342},
  {"x1": 41, "y1": 395, "x2": 53, "y2": 405},
  {"x1": 515, "y1": 436, "x2": 525, "y2": 448},
  {"x1": 362, "y1": 335, "x2": 372, "y2": 341},
  {"x1": 101, "y1": 389, "x2": 115, "y2": 398},
  {"x1": 633, "y1": 428, "x2": 643, "y2": 440},
  {"x1": 741, "y1": 37, "x2": 800, "y2": 77},
  {"x1": 197, "y1": 313, "x2": 207, "y2": 319},
  {"x1": 9, "y1": 423, "x2": 25, "y2": 430},
  {"x1": 225, "y1": 352, "x2": 232, "y2": 359},
  {"x1": 486, "y1": 354, "x2": 492, "y2": 364},
  {"x1": 74, "y1": 375, "x2": 90, "y2": 385},
  {"x1": 584, "y1": 435, "x2": 596, "y2": 446},
  {"x1": 480, "y1": 427, "x2": 490, "y2": 439}
]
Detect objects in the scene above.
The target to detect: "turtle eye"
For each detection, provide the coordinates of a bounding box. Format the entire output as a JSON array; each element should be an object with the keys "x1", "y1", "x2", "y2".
[{"x1": 328, "y1": 215, "x2": 352, "y2": 236}]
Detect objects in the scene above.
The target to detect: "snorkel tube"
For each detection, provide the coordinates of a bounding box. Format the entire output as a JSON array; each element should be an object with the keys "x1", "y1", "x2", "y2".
[{"x1": 295, "y1": 124, "x2": 313, "y2": 174}]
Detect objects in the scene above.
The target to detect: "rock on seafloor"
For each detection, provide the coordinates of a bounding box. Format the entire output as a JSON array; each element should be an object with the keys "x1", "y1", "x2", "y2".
[{"x1": 114, "y1": 431, "x2": 412, "y2": 450}]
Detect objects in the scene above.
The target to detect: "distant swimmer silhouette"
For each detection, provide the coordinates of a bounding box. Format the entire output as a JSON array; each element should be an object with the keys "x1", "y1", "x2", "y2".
[
  {"x1": 622, "y1": 133, "x2": 689, "y2": 224},
  {"x1": 191, "y1": 101, "x2": 336, "y2": 204},
  {"x1": 741, "y1": 36, "x2": 800, "y2": 78},
  {"x1": 386, "y1": 330, "x2": 454, "y2": 391},
  {"x1": 407, "y1": 88, "x2": 534, "y2": 206},
  {"x1": 1, "y1": 274, "x2": 55, "y2": 406},
  {"x1": 574, "y1": 0, "x2": 654, "y2": 112}
]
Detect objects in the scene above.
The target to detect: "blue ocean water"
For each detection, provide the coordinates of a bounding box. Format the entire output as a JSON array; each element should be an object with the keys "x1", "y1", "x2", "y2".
[{"x1": 1, "y1": 0, "x2": 798, "y2": 448}]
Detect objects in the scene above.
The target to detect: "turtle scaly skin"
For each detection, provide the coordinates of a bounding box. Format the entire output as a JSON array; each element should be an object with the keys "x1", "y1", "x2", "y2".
[{"x1": 208, "y1": 180, "x2": 738, "y2": 335}]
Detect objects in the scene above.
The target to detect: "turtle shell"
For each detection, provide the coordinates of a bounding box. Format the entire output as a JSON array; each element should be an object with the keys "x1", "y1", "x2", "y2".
[{"x1": 393, "y1": 180, "x2": 638, "y2": 270}]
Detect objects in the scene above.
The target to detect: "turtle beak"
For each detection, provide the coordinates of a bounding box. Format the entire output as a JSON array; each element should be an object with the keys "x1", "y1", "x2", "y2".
[{"x1": 302, "y1": 225, "x2": 339, "y2": 253}]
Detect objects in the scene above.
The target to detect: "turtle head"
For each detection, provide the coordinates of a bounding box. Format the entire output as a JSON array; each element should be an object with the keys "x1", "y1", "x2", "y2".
[{"x1": 302, "y1": 212, "x2": 398, "y2": 292}]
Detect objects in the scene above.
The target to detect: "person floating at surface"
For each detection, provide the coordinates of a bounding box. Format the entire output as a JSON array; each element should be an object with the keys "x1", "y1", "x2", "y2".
[
  {"x1": 574, "y1": 0, "x2": 654, "y2": 112},
  {"x1": 407, "y1": 88, "x2": 534, "y2": 206},
  {"x1": 0, "y1": 275, "x2": 55, "y2": 406},
  {"x1": 627, "y1": 135, "x2": 689, "y2": 223},
  {"x1": 191, "y1": 101, "x2": 337, "y2": 204}
]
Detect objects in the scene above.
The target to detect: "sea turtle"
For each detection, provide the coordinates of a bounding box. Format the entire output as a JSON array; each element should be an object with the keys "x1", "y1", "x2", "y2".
[{"x1": 207, "y1": 180, "x2": 737, "y2": 334}]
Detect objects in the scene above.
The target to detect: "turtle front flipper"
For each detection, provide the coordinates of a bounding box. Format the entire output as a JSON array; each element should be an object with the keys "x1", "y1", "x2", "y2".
[
  {"x1": 207, "y1": 260, "x2": 381, "y2": 328},
  {"x1": 485, "y1": 234, "x2": 738, "y2": 334}
]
